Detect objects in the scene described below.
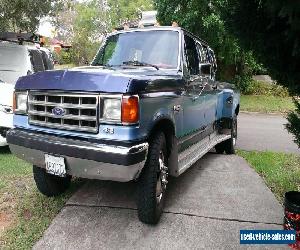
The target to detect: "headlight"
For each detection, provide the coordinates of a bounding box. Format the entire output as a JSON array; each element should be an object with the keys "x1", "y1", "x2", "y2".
[
  {"x1": 13, "y1": 92, "x2": 28, "y2": 114},
  {"x1": 100, "y1": 95, "x2": 139, "y2": 124},
  {"x1": 102, "y1": 98, "x2": 121, "y2": 122}
]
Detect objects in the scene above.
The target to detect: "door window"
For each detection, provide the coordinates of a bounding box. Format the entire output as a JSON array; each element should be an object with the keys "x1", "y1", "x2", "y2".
[
  {"x1": 201, "y1": 45, "x2": 210, "y2": 63},
  {"x1": 40, "y1": 50, "x2": 54, "y2": 70},
  {"x1": 184, "y1": 35, "x2": 199, "y2": 75},
  {"x1": 29, "y1": 50, "x2": 45, "y2": 73},
  {"x1": 196, "y1": 43, "x2": 206, "y2": 63}
]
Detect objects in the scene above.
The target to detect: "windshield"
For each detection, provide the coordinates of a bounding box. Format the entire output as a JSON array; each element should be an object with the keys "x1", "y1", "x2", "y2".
[
  {"x1": 92, "y1": 30, "x2": 180, "y2": 69},
  {"x1": 0, "y1": 46, "x2": 26, "y2": 69}
]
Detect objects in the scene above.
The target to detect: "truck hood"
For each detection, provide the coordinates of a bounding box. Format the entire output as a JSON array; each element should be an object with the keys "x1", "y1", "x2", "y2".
[
  {"x1": 0, "y1": 82, "x2": 14, "y2": 106},
  {"x1": 15, "y1": 66, "x2": 183, "y2": 93},
  {"x1": 0, "y1": 68, "x2": 26, "y2": 85}
]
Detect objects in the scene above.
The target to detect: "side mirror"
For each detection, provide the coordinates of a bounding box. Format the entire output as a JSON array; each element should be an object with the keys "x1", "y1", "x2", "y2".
[{"x1": 200, "y1": 63, "x2": 211, "y2": 77}]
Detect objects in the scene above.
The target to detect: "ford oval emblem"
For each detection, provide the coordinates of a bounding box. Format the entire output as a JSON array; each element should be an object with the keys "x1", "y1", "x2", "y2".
[{"x1": 52, "y1": 107, "x2": 66, "y2": 117}]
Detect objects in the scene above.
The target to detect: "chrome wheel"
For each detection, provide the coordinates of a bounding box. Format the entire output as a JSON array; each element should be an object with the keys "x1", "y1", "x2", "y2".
[
  {"x1": 233, "y1": 137, "x2": 236, "y2": 146},
  {"x1": 232, "y1": 117, "x2": 237, "y2": 146},
  {"x1": 156, "y1": 151, "x2": 168, "y2": 204},
  {"x1": 137, "y1": 131, "x2": 168, "y2": 224}
]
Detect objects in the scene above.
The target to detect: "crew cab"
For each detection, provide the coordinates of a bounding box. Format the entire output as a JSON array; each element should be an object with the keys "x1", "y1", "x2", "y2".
[{"x1": 7, "y1": 27, "x2": 240, "y2": 224}]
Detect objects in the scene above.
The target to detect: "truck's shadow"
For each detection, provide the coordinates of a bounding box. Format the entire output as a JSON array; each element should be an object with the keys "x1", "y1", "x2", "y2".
[{"x1": 67, "y1": 152, "x2": 217, "y2": 209}]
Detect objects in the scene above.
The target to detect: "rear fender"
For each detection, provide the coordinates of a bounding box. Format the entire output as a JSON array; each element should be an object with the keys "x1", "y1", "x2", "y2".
[{"x1": 216, "y1": 89, "x2": 240, "y2": 133}]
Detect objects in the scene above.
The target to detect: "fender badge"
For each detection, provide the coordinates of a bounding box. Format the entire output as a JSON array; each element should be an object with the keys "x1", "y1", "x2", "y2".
[
  {"x1": 103, "y1": 127, "x2": 114, "y2": 134},
  {"x1": 173, "y1": 105, "x2": 181, "y2": 112}
]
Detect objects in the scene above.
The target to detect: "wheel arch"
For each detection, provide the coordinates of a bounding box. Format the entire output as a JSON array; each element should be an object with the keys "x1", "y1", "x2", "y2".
[
  {"x1": 235, "y1": 104, "x2": 240, "y2": 116},
  {"x1": 148, "y1": 118, "x2": 175, "y2": 156}
]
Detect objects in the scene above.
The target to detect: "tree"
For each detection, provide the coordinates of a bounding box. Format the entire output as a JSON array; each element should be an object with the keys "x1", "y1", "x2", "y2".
[
  {"x1": 52, "y1": 0, "x2": 77, "y2": 44},
  {"x1": 54, "y1": 0, "x2": 154, "y2": 65},
  {"x1": 107, "y1": 0, "x2": 154, "y2": 28},
  {"x1": 221, "y1": 0, "x2": 300, "y2": 147},
  {"x1": 0, "y1": 0, "x2": 61, "y2": 32},
  {"x1": 224, "y1": 0, "x2": 300, "y2": 93},
  {"x1": 154, "y1": 0, "x2": 263, "y2": 85},
  {"x1": 286, "y1": 99, "x2": 300, "y2": 147},
  {"x1": 70, "y1": 0, "x2": 106, "y2": 65}
]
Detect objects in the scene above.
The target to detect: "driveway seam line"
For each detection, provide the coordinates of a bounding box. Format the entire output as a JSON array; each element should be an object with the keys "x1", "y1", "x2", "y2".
[{"x1": 65, "y1": 203, "x2": 281, "y2": 226}]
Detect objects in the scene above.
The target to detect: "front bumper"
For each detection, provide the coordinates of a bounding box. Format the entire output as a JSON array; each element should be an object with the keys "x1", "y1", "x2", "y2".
[{"x1": 7, "y1": 129, "x2": 148, "y2": 182}]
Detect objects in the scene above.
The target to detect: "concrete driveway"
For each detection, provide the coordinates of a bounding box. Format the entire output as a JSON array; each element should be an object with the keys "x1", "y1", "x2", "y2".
[
  {"x1": 237, "y1": 113, "x2": 299, "y2": 154},
  {"x1": 34, "y1": 154, "x2": 285, "y2": 250}
]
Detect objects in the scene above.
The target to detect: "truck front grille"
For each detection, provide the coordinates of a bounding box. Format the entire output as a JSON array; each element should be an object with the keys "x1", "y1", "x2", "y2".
[{"x1": 28, "y1": 92, "x2": 99, "y2": 133}]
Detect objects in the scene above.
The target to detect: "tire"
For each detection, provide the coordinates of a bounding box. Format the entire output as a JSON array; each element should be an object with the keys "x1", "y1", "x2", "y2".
[
  {"x1": 137, "y1": 131, "x2": 168, "y2": 224},
  {"x1": 33, "y1": 165, "x2": 71, "y2": 197},
  {"x1": 224, "y1": 115, "x2": 237, "y2": 154},
  {"x1": 215, "y1": 116, "x2": 237, "y2": 155}
]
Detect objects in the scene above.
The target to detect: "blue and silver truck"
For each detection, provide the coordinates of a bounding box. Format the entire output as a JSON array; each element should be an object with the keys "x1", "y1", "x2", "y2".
[{"x1": 7, "y1": 26, "x2": 240, "y2": 224}]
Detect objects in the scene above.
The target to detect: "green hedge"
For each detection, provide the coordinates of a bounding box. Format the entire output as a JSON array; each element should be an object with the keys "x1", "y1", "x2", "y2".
[{"x1": 238, "y1": 80, "x2": 290, "y2": 97}]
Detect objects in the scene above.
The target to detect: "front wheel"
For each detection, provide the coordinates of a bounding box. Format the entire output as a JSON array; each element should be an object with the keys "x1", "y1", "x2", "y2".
[
  {"x1": 33, "y1": 165, "x2": 71, "y2": 197},
  {"x1": 137, "y1": 131, "x2": 168, "y2": 224}
]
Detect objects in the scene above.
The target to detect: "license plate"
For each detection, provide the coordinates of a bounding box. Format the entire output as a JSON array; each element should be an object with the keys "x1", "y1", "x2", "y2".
[{"x1": 45, "y1": 154, "x2": 66, "y2": 177}]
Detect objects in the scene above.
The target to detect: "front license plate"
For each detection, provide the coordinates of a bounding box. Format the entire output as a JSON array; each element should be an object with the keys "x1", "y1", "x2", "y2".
[{"x1": 45, "y1": 154, "x2": 66, "y2": 177}]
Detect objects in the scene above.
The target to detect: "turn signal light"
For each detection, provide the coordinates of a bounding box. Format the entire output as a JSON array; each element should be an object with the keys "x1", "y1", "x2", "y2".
[{"x1": 121, "y1": 96, "x2": 139, "y2": 123}]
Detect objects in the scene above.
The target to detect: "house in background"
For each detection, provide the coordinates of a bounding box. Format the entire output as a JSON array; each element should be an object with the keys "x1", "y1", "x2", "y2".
[{"x1": 50, "y1": 38, "x2": 72, "y2": 54}]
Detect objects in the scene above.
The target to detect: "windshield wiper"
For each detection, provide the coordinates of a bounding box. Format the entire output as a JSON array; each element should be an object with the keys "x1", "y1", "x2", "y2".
[{"x1": 122, "y1": 61, "x2": 159, "y2": 70}]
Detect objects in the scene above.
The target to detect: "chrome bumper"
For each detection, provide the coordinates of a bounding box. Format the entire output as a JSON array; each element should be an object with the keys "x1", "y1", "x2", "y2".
[{"x1": 8, "y1": 129, "x2": 148, "y2": 182}]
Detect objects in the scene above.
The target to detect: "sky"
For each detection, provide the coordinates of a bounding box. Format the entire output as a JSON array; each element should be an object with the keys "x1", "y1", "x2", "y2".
[{"x1": 38, "y1": 17, "x2": 55, "y2": 38}]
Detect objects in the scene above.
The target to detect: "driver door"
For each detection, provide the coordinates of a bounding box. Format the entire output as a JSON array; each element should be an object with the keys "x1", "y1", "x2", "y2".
[{"x1": 180, "y1": 34, "x2": 207, "y2": 151}]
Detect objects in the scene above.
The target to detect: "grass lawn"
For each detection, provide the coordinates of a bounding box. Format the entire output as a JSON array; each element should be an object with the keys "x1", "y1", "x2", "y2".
[
  {"x1": 0, "y1": 147, "x2": 83, "y2": 249},
  {"x1": 240, "y1": 95, "x2": 294, "y2": 114},
  {"x1": 237, "y1": 150, "x2": 300, "y2": 203}
]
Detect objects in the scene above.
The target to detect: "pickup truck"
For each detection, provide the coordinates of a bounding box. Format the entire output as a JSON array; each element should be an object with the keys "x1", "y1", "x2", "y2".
[{"x1": 7, "y1": 26, "x2": 240, "y2": 224}]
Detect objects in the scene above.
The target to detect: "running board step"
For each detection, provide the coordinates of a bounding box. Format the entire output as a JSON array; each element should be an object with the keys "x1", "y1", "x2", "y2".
[{"x1": 177, "y1": 133, "x2": 231, "y2": 176}]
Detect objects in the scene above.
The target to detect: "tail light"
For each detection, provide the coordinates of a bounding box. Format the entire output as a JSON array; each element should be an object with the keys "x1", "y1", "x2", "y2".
[{"x1": 121, "y1": 96, "x2": 139, "y2": 123}]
